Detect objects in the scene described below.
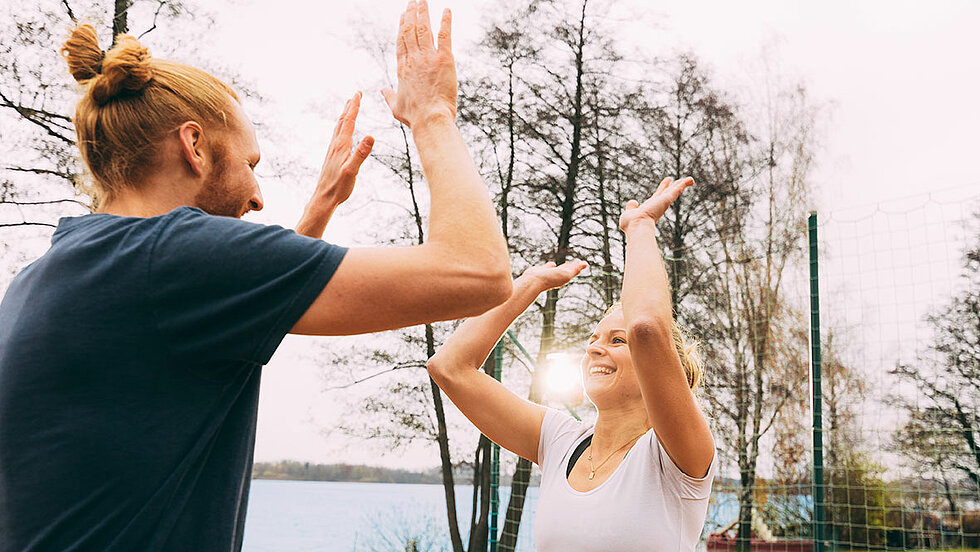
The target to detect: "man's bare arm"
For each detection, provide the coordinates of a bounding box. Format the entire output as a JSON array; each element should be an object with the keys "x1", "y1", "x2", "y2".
[{"x1": 292, "y1": 1, "x2": 511, "y2": 335}]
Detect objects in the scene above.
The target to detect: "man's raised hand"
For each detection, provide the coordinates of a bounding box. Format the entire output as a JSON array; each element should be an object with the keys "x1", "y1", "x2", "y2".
[
  {"x1": 296, "y1": 91, "x2": 374, "y2": 239},
  {"x1": 381, "y1": 1, "x2": 457, "y2": 129}
]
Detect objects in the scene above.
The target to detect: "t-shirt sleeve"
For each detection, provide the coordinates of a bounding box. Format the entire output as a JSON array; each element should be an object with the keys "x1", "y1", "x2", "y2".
[
  {"x1": 536, "y1": 408, "x2": 584, "y2": 467},
  {"x1": 653, "y1": 433, "x2": 718, "y2": 500},
  {"x1": 148, "y1": 208, "x2": 346, "y2": 365}
]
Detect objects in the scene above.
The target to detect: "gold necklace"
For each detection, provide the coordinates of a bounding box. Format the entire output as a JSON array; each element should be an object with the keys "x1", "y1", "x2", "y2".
[{"x1": 587, "y1": 431, "x2": 647, "y2": 480}]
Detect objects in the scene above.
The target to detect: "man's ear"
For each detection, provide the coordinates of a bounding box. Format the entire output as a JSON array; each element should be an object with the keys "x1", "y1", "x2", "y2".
[{"x1": 177, "y1": 121, "x2": 206, "y2": 177}]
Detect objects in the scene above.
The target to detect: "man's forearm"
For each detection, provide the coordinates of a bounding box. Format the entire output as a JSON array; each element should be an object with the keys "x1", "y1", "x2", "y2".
[
  {"x1": 411, "y1": 114, "x2": 509, "y2": 269},
  {"x1": 295, "y1": 192, "x2": 342, "y2": 239}
]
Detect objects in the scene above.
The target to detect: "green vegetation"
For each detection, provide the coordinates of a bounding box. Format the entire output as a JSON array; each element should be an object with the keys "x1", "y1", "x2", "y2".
[{"x1": 251, "y1": 461, "x2": 443, "y2": 484}]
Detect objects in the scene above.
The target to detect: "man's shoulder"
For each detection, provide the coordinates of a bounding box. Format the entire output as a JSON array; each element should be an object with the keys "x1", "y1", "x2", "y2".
[
  {"x1": 152, "y1": 207, "x2": 313, "y2": 254},
  {"x1": 157, "y1": 206, "x2": 265, "y2": 234}
]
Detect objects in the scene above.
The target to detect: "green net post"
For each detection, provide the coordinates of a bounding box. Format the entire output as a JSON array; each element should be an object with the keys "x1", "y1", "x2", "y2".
[
  {"x1": 808, "y1": 212, "x2": 827, "y2": 552},
  {"x1": 489, "y1": 339, "x2": 503, "y2": 552}
]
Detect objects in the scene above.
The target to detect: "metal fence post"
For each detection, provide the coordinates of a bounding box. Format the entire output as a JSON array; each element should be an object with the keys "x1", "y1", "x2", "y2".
[
  {"x1": 489, "y1": 339, "x2": 504, "y2": 552},
  {"x1": 808, "y1": 211, "x2": 827, "y2": 552}
]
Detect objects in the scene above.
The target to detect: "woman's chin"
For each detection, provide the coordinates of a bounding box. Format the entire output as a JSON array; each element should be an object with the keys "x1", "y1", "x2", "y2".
[{"x1": 584, "y1": 376, "x2": 616, "y2": 406}]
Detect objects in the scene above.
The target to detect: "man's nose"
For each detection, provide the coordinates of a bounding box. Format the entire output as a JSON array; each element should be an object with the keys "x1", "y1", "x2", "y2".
[{"x1": 248, "y1": 187, "x2": 264, "y2": 212}]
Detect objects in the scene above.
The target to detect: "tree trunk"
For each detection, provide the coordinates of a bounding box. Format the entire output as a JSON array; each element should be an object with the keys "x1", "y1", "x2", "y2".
[
  {"x1": 736, "y1": 467, "x2": 754, "y2": 552},
  {"x1": 593, "y1": 97, "x2": 615, "y2": 307},
  {"x1": 428, "y1": 331, "x2": 465, "y2": 552},
  {"x1": 401, "y1": 124, "x2": 465, "y2": 552},
  {"x1": 500, "y1": 3, "x2": 590, "y2": 546},
  {"x1": 468, "y1": 352, "x2": 500, "y2": 552},
  {"x1": 112, "y1": 0, "x2": 131, "y2": 40},
  {"x1": 467, "y1": 435, "x2": 491, "y2": 552}
]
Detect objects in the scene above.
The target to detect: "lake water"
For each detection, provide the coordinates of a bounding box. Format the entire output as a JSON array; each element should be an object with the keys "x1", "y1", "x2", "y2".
[
  {"x1": 243, "y1": 480, "x2": 539, "y2": 552},
  {"x1": 242, "y1": 480, "x2": 753, "y2": 552}
]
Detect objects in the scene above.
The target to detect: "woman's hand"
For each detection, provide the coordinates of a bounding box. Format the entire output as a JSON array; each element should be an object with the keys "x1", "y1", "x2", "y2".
[
  {"x1": 618, "y1": 177, "x2": 694, "y2": 233},
  {"x1": 516, "y1": 260, "x2": 588, "y2": 293},
  {"x1": 296, "y1": 92, "x2": 374, "y2": 238},
  {"x1": 381, "y1": 1, "x2": 457, "y2": 128}
]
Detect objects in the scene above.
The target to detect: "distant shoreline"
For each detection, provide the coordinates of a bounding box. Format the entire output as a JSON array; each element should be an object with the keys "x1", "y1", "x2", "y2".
[{"x1": 251, "y1": 460, "x2": 539, "y2": 486}]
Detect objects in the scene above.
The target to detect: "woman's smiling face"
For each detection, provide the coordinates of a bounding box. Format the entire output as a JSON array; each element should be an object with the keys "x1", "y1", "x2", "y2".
[{"x1": 581, "y1": 309, "x2": 644, "y2": 410}]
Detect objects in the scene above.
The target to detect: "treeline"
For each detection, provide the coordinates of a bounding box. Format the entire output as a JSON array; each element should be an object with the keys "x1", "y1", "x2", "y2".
[
  {"x1": 252, "y1": 461, "x2": 443, "y2": 484},
  {"x1": 251, "y1": 461, "x2": 539, "y2": 487}
]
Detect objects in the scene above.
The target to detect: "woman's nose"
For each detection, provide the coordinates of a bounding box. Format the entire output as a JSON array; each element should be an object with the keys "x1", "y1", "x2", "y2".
[{"x1": 586, "y1": 342, "x2": 606, "y2": 356}]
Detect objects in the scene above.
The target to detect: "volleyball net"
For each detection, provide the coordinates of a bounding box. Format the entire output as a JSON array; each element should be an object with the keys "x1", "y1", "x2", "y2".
[{"x1": 484, "y1": 188, "x2": 980, "y2": 552}]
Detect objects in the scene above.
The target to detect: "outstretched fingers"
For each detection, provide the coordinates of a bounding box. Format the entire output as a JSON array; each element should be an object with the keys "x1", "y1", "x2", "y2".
[
  {"x1": 330, "y1": 98, "x2": 351, "y2": 141},
  {"x1": 331, "y1": 92, "x2": 362, "y2": 145},
  {"x1": 402, "y1": 1, "x2": 420, "y2": 53},
  {"x1": 667, "y1": 176, "x2": 694, "y2": 198},
  {"x1": 437, "y1": 7, "x2": 452, "y2": 53},
  {"x1": 415, "y1": 0, "x2": 435, "y2": 52},
  {"x1": 551, "y1": 259, "x2": 588, "y2": 287},
  {"x1": 343, "y1": 136, "x2": 375, "y2": 176},
  {"x1": 341, "y1": 92, "x2": 362, "y2": 138},
  {"x1": 562, "y1": 259, "x2": 588, "y2": 275},
  {"x1": 395, "y1": 12, "x2": 409, "y2": 76}
]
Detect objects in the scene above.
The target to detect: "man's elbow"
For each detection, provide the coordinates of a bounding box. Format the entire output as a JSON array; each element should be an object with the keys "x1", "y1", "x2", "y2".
[{"x1": 464, "y1": 269, "x2": 512, "y2": 315}]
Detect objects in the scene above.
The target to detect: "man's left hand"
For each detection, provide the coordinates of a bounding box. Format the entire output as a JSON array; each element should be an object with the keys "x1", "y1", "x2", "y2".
[{"x1": 297, "y1": 91, "x2": 374, "y2": 238}]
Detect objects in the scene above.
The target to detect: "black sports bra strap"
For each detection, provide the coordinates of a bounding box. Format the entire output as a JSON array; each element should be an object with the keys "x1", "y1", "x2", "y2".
[{"x1": 566, "y1": 434, "x2": 593, "y2": 478}]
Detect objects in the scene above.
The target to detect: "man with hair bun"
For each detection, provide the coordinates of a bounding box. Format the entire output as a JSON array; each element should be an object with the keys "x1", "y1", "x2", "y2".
[{"x1": 0, "y1": 2, "x2": 510, "y2": 551}]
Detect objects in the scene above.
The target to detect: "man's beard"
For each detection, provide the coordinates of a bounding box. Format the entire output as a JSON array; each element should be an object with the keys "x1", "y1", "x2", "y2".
[{"x1": 193, "y1": 141, "x2": 248, "y2": 218}]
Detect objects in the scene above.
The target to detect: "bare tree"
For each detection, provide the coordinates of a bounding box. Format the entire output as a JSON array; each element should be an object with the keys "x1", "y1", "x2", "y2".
[
  {"x1": 693, "y1": 75, "x2": 818, "y2": 550},
  {"x1": 892, "y1": 215, "x2": 980, "y2": 502}
]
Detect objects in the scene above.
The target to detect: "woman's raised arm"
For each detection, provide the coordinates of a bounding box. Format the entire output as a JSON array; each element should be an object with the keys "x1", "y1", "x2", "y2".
[
  {"x1": 619, "y1": 177, "x2": 715, "y2": 478},
  {"x1": 427, "y1": 261, "x2": 587, "y2": 463}
]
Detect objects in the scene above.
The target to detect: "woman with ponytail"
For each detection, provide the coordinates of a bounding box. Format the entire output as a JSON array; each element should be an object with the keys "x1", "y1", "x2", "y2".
[{"x1": 428, "y1": 177, "x2": 716, "y2": 552}]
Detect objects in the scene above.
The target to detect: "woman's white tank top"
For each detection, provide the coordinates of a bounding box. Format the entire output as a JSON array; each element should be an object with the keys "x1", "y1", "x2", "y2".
[{"x1": 533, "y1": 409, "x2": 717, "y2": 551}]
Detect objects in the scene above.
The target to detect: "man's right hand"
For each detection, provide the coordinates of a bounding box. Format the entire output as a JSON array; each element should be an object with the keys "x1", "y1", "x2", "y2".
[
  {"x1": 291, "y1": 1, "x2": 511, "y2": 337},
  {"x1": 381, "y1": 1, "x2": 457, "y2": 128}
]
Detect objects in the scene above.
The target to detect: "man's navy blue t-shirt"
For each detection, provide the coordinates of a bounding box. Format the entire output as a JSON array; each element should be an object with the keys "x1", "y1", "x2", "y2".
[{"x1": 0, "y1": 207, "x2": 346, "y2": 552}]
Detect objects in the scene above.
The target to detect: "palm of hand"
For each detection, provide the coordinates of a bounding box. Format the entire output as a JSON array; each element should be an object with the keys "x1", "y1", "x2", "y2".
[
  {"x1": 522, "y1": 260, "x2": 588, "y2": 291},
  {"x1": 619, "y1": 177, "x2": 694, "y2": 231},
  {"x1": 315, "y1": 92, "x2": 373, "y2": 205}
]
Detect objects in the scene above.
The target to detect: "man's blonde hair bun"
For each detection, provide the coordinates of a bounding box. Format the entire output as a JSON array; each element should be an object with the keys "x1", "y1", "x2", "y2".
[
  {"x1": 61, "y1": 25, "x2": 153, "y2": 106},
  {"x1": 59, "y1": 24, "x2": 238, "y2": 202}
]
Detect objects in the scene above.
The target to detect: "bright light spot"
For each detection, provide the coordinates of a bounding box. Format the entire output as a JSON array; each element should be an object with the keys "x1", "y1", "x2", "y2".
[{"x1": 545, "y1": 353, "x2": 582, "y2": 397}]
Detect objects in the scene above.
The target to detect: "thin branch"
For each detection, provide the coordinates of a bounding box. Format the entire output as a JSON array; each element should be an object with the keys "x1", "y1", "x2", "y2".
[
  {"x1": 138, "y1": 0, "x2": 168, "y2": 39},
  {"x1": 2, "y1": 166, "x2": 74, "y2": 180},
  {"x1": 0, "y1": 198, "x2": 89, "y2": 209},
  {"x1": 0, "y1": 222, "x2": 57, "y2": 228},
  {"x1": 62, "y1": 0, "x2": 77, "y2": 24},
  {"x1": 324, "y1": 361, "x2": 427, "y2": 390},
  {"x1": 0, "y1": 91, "x2": 74, "y2": 144}
]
